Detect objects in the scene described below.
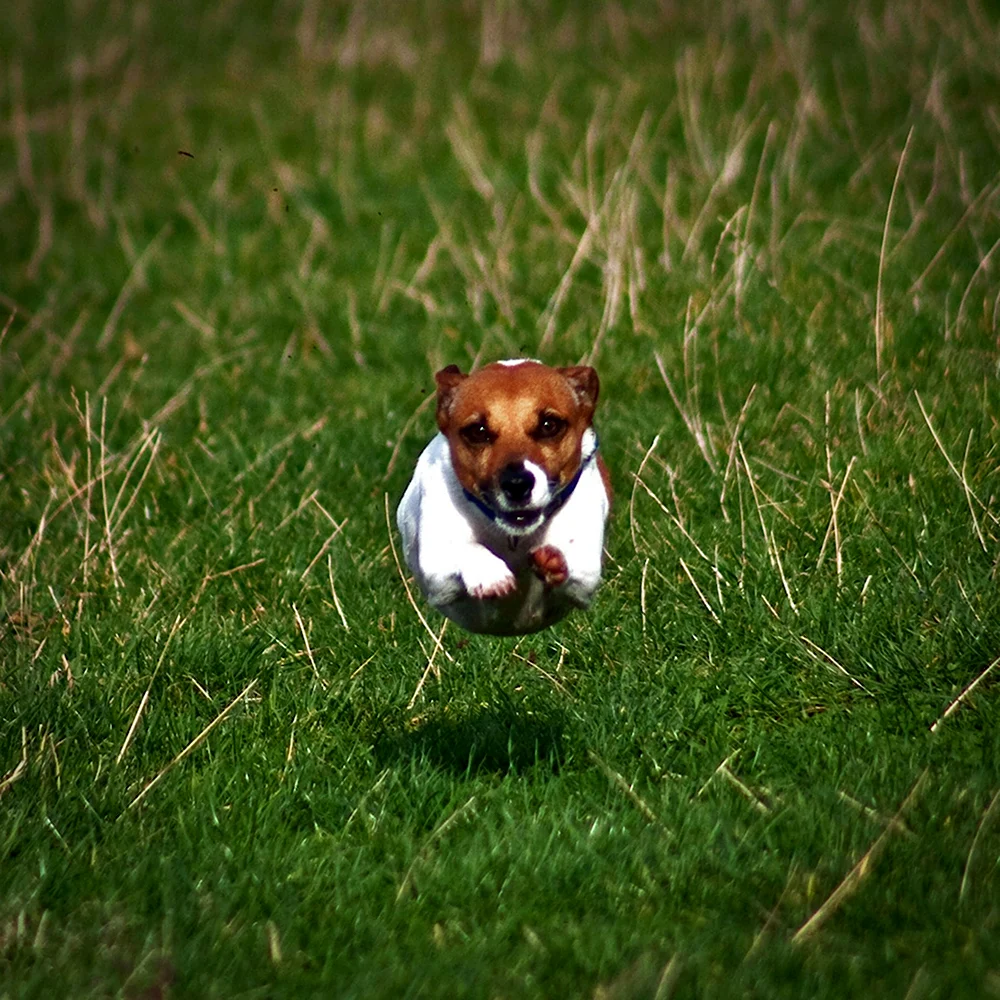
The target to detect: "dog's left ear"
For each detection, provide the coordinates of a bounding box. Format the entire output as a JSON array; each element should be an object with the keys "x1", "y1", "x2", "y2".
[
  {"x1": 559, "y1": 366, "x2": 600, "y2": 418},
  {"x1": 435, "y1": 364, "x2": 467, "y2": 430}
]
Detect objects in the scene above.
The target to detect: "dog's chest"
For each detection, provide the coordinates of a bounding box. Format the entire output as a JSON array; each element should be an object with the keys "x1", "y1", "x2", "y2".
[{"x1": 473, "y1": 519, "x2": 539, "y2": 570}]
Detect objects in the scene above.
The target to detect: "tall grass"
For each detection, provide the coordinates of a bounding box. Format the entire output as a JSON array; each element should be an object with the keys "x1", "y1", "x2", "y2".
[{"x1": 2, "y1": 2, "x2": 999, "y2": 996}]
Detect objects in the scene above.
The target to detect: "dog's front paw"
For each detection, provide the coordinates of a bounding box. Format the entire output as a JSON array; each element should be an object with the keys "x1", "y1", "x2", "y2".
[
  {"x1": 462, "y1": 549, "x2": 518, "y2": 600},
  {"x1": 531, "y1": 544, "x2": 569, "y2": 588},
  {"x1": 468, "y1": 575, "x2": 518, "y2": 600}
]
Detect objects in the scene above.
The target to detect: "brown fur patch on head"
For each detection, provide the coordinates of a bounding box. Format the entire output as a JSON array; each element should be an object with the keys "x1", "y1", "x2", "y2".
[
  {"x1": 434, "y1": 361, "x2": 600, "y2": 498},
  {"x1": 434, "y1": 364, "x2": 467, "y2": 432},
  {"x1": 557, "y1": 365, "x2": 599, "y2": 419}
]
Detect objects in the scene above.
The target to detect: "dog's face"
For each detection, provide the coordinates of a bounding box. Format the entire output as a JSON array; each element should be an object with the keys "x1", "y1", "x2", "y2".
[{"x1": 435, "y1": 360, "x2": 599, "y2": 532}]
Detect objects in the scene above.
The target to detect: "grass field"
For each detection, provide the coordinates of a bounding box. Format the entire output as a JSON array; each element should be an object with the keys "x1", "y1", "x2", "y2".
[{"x1": 2, "y1": 1, "x2": 1000, "y2": 996}]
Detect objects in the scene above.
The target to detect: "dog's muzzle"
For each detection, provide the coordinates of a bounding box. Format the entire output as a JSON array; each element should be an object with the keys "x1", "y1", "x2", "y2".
[
  {"x1": 462, "y1": 439, "x2": 598, "y2": 533},
  {"x1": 498, "y1": 463, "x2": 535, "y2": 505}
]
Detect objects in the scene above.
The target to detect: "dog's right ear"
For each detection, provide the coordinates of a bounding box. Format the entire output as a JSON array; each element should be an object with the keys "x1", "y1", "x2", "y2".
[{"x1": 434, "y1": 365, "x2": 467, "y2": 431}]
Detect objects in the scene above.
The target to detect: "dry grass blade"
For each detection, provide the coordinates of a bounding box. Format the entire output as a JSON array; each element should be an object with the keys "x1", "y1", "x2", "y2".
[
  {"x1": 445, "y1": 98, "x2": 495, "y2": 202},
  {"x1": 956, "y1": 234, "x2": 1000, "y2": 337},
  {"x1": 959, "y1": 787, "x2": 1000, "y2": 903},
  {"x1": 653, "y1": 953, "x2": 683, "y2": 1000},
  {"x1": 108, "y1": 427, "x2": 161, "y2": 533},
  {"x1": 266, "y1": 920, "x2": 282, "y2": 965},
  {"x1": 128, "y1": 679, "x2": 258, "y2": 809},
  {"x1": 633, "y1": 475, "x2": 709, "y2": 561},
  {"x1": 98, "y1": 399, "x2": 122, "y2": 592},
  {"x1": 344, "y1": 768, "x2": 391, "y2": 832},
  {"x1": 538, "y1": 111, "x2": 650, "y2": 353},
  {"x1": 292, "y1": 602, "x2": 326, "y2": 688},
  {"x1": 700, "y1": 750, "x2": 772, "y2": 813},
  {"x1": 640, "y1": 557, "x2": 649, "y2": 633},
  {"x1": 718, "y1": 384, "x2": 757, "y2": 519},
  {"x1": 719, "y1": 763, "x2": 771, "y2": 814},
  {"x1": 908, "y1": 173, "x2": 1000, "y2": 293},
  {"x1": 655, "y1": 351, "x2": 718, "y2": 475},
  {"x1": 275, "y1": 490, "x2": 318, "y2": 532},
  {"x1": 697, "y1": 751, "x2": 737, "y2": 798},
  {"x1": 538, "y1": 197, "x2": 603, "y2": 350},
  {"x1": 193, "y1": 559, "x2": 267, "y2": 608},
  {"x1": 915, "y1": 391, "x2": 998, "y2": 531},
  {"x1": 589, "y1": 750, "x2": 668, "y2": 831},
  {"x1": 0, "y1": 309, "x2": 15, "y2": 350},
  {"x1": 739, "y1": 443, "x2": 798, "y2": 615},
  {"x1": 396, "y1": 795, "x2": 479, "y2": 902},
  {"x1": 960, "y1": 430, "x2": 988, "y2": 554},
  {"x1": 583, "y1": 178, "x2": 636, "y2": 366},
  {"x1": 232, "y1": 418, "x2": 327, "y2": 485},
  {"x1": 875, "y1": 126, "x2": 912, "y2": 379},
  {"x1": 327, "y1": 552, "x2": 350, "y2": 630},
  {"x1": 526, "y1": 128, "x2": 574, "y2": 245},
  {"x1": 97, "y1": 222, "x2": 173, "y2": 350},
  {"x1": 930, "y1": 653, "x2": 1000, "y2": 733},
  {"x1": 10, "y1": 495, "x2": 54, "y2": 581},
  {"x1": 738, "y1": 442, "x2": 773, "y2": 566},
  {"x1": 628, "y1": 434, "x2": 660, "y2": 555},
  {"x1": 406, "y1": 618, "x2": 449, "y2": 710},
  {"x1": 299, "y1": 517, "x2": 348, "y2": 582},
  {"x1": 0, "y1": 727, "x2": 29, "y2": 798},
  {"x1": 745, "y1": 863, "x2": 799, "y2": 960},
  {"x1": 384, "y1": 493, "x2": 455, "y2": 663},
  {"x1": 679, "y1": 557, "x2": 721, "y2": 625},
  {"x1": 837, "y1": 790, "x2": 915, "y2": 839},
  {"x1": 511, "y1": 649, "x2": 574, "y2": 699},
  {"x1": 799, "y1": 635, "x2": 874, "y2": 697},
  {"x1": 816, "y1": 455, "x2": 857, "y2": 577},
  {"x1": 792, "y1": 769, "x2": 928, "y2": 944},
  {"x1": 116, "y1": 613, "x2": 187, "y2": 765}
]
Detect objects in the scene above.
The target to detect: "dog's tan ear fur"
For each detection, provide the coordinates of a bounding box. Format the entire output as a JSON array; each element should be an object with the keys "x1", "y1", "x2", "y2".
[
  {"x1": 558, "y1": 365, "x2": 600, "y2": 419},
  {"x1": 435, "y1": 365, "x2": 467, "y2": 431}
]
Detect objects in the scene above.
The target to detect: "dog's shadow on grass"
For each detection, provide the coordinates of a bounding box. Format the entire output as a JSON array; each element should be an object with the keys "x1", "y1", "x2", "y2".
[{"x1": 373, "y1": 697, "x2": 568, "y2": 776}]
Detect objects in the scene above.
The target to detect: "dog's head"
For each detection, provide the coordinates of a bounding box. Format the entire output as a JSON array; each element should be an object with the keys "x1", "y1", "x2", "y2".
[{"x1": 434, "y1": 359, "x2": 599, "y2": 533}]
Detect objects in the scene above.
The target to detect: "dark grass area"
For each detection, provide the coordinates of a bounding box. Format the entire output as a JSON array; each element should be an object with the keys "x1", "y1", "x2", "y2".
[{"x1": 3, "y1": 1, "x2": 1000, "y2": 996}]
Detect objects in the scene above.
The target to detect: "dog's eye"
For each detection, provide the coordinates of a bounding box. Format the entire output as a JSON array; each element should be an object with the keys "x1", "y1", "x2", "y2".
[
  {"x1": 460, "y1": 422, "x2": 493, "y2": 445},
  {"x1": 534, "y1": 414, "x2": 567, "y2": 440}
]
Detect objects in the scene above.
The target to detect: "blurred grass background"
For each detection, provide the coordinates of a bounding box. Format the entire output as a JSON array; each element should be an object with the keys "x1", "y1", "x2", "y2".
[{"x1": 2, "y1": 1, "x2": 1000, "y2": 996}]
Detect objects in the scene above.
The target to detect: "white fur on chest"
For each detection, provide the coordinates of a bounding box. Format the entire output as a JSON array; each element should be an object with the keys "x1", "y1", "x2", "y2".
[{"x1": 396, "y1": 433, "x2": 609, "y2": 635}]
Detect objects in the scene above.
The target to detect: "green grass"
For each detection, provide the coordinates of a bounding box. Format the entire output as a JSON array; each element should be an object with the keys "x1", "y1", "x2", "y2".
[{"x1": 2, "y1": 1, "x2": 1000, "y2": 996}]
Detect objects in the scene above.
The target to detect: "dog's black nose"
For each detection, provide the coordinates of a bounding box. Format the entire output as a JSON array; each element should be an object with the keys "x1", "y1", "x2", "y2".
[{"x1": 499, "y1": 464, "x2": 535, "y2": 504}]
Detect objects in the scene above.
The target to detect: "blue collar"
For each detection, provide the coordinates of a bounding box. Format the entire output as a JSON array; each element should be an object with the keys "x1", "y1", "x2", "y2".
[{"x1": 462, "y1": 438, "x2": 598, "y2": 530}]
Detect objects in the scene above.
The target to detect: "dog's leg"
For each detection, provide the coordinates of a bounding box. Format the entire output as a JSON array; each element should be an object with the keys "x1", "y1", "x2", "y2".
[
  {"x1": 399, "y1": 437, "x2": 517, "y2": 604},
  {"x1": 535, "y1": 467, "x2": 608, "y2": 607},
  {"x1": 460, "y1": 545, "x2": 517, "y2": 599},
  {"x1": 531, "y1": 544, "x2": 569, "y2": 588},
  {"x1": 415, "y1": 526, "x2": 517, "y2": 604}
]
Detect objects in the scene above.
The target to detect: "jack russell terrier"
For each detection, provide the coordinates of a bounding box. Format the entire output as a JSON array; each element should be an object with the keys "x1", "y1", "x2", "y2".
[{"x1": 397, "y1": 359, "x2": 610, "y2": 635}]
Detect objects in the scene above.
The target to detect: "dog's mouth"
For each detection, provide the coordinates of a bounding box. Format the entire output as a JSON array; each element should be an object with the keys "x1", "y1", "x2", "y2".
[
  {"x1": 497, "y1": 507, "x2": 543, "y2": 530},
  {"x1": 468, "y1": 489, "x2": 547, "y2": 533},
  {"x1": 462, "y1": 443, "x2": 596, "y2": 536}
]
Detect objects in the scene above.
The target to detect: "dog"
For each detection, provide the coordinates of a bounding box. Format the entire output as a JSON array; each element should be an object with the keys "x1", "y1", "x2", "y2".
[{"x1": 396, "y1": 359, "x2": 610, "y2": 635}]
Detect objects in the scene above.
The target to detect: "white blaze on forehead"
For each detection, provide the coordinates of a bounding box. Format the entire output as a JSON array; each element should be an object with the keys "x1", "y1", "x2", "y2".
[{"x1": 496, "y1": 358, "x2": 542, "y2": 367}]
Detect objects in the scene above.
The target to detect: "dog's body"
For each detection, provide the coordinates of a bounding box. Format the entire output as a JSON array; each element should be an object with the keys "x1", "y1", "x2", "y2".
[{"x1": 396, "y1": 359, "x2": 610, "y2": 635}]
